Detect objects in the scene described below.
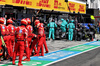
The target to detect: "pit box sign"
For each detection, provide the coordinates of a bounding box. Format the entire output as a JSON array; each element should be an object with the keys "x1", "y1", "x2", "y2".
[
  {"x1": 6, "y1": 0, "x2": 32, "y2": 7},
  {"x1": 1, "y1": 0, "x2": 86, "y2": 14},
  {"x1": 33, "y1": 0, "x2": 86, "y2": 14}
]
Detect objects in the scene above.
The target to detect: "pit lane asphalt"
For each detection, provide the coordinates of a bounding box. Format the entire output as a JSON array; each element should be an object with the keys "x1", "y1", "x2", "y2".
[{"x1": 46, "y1": 39, "x2": 88, "y2": 52}]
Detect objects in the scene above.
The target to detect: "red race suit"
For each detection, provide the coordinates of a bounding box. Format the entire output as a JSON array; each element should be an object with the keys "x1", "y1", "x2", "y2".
[
  {"x1": 3, "y1": 26, "x2": 11, "y2": 58},
  {"x1": 7, "y1": 24, "x2": 15, "y2": 57},
  {"x1": 24, "y1": 25, "x2": 36, "y2": 61},
  {"x1": 12, "y1": 25, "x2": 28, "y2": 65},
  {"x1": 36, "y1": 23, "x2": 48, "y2": 56}
]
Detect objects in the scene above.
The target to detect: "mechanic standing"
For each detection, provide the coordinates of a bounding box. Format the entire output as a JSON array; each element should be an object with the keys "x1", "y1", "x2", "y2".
[
  {"x1": 38, "y1": 23, "x2": 48, "y2": 54},
  {"x1": 67, "y1": 20, "x2": 75, "y2": 41},
  {"x1": 7, "y1": 19, "x2": 15, "y2": 58},
  {"x1": 30, "y1": 20, "x2": 40, "y2": 55},
  {"x1": 23, "y1": 18, "x2": 37, "y2": 61},
  {"x1": 47, "y1": 19, "x2": 57, "y2": 40},
  {"x1": 0, "y1": 17, "x2": 7, "y2": 59},
  {"x1": 12, "y1": 19, "x2": 28, "y2": 66},
  {"x1": 4, "y1": 24, "x2": 12, "y2": 59},
  {"x1": 34, "y1": 22, "x2": 46, "y2": 56}
]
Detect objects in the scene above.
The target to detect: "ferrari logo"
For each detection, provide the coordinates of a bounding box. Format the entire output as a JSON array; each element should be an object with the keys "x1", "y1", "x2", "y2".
[
  {"x1": 3, "y1": 29, "x2": 5, "y2": 32},
  {"x1": 19, "y1": 33, "x2": 21, "y2": 36}
]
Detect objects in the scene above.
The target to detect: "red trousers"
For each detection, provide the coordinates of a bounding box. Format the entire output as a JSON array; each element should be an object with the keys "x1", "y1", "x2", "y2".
[
  {"x1": 24, "y1": 37, "x2": 32, "y2": 59},
  {"x1": 10, "y1": 36, "x2": 15, "y2": 57},
  {"x1": 43, "y1": 37, "x2": 48, "y2": 53},
  {"x1": 30, "y1": 38, "x2": 38, "y2": 54},
  {"x1": 37, "y1": 37, "x2": 44, "y2": 56},
  {"x1": 4, "y1": 35, "x2": 11, "y2": 57},
  {"x1": 0, "y1": 37, "x2": 2, "y2": 47},
  {"x1": 13, "y1": 41, "x2": 24, "y2": 64},
  {"x1": 31, "y1": 37, "x2": 48, "y2": 56}
]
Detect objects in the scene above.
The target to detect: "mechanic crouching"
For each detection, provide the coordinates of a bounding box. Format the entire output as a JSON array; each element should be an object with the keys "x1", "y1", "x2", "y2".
[
  {"x1": 76, "y1": 23, "x2": 83, "y2": 41},
  {"x1": 87, "y1": 23, "x2": 96, "y2": 41}
]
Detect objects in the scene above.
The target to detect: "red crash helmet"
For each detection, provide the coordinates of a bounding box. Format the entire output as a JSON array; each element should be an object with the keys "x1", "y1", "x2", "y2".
[
  {"x1": 35, "y1": 20, "x2": 40, "y2": 26},
  {"x1": 26, "y1": 18, "x2": 31, "y2": 25},
  {"x1": 21, "y1": 19, "x2": 27, "y2": 25},
  {"x1": 0, "y1": 17, "x2": 5, "y2": 24},
  {"x1": 7, "y1": 19, "x2": 13, "y2": 24}
]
